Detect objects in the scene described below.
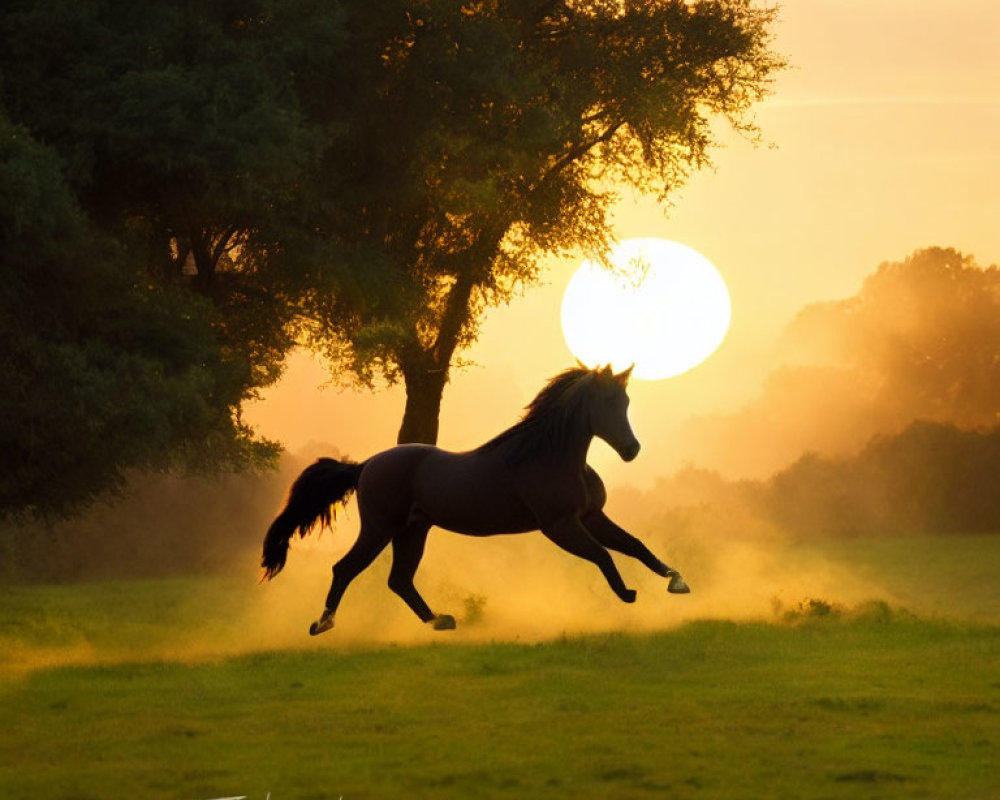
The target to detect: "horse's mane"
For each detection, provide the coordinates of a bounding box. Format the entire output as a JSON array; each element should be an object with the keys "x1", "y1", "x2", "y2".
[{"x1": 477, "y1": 366, "x2": 604, "y2": 461}]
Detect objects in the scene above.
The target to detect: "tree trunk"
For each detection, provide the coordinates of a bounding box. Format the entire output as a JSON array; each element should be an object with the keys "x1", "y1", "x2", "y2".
[
  {"x1": 397, "y1": 356, "x2": 448, "y2": 445},
  {"x1": 395, "y1": 224, "x2": 507, "y2": 445}
]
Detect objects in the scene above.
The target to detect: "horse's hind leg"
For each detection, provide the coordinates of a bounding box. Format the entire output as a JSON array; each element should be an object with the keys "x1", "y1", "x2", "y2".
[
  {"x1": 310, "y1": 524, "x2": 392, "y2": 635},
  {"x1": 582, "y1": 510, "x2": 690, "y2": 594},
  {"x1": 541, "y1": 518, "x2": 636, "y2": 603},
  {"x1": 387, "y1": 523, "x2": 455, "y2": 630}
]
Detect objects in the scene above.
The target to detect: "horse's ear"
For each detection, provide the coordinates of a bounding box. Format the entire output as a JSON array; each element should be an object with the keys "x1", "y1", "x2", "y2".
[
  {"x1": 613, "y1": 364, "x2": 634, "y2": 385},
  {"x1": 598, "y1": 364, "x2": 613, "y2": 378}
]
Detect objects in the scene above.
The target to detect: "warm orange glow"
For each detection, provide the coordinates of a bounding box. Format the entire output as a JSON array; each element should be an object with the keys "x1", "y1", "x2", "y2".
[{"x1": 561, "y1": 239, "x2": 731, "y2": 380}]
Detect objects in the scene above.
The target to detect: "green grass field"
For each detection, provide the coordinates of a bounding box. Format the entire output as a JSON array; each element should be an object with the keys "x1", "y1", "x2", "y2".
[{"x1": 1, "y1": 534, "x2": 998, "y2": 800}]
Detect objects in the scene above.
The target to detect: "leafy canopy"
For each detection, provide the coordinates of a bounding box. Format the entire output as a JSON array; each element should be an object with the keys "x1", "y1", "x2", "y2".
[{"x1": 300, "y1": 0, "x2": 785, "y2": 442}]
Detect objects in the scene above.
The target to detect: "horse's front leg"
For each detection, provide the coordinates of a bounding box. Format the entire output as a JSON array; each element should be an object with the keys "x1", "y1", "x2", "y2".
[
  {"x1": 581, "y1": 510, "x2": 690, "y2": 594},
  {"x1": 541, "y1": 517, "x2": 636, "y2": 603}
]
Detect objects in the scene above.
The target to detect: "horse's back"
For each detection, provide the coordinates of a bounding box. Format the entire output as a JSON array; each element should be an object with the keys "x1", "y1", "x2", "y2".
[{"x1": 357, "y1": 443, "x2": 538, "y2": 535}]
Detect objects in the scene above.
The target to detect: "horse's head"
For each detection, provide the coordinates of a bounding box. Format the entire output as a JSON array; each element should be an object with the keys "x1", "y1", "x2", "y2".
[{"x1": 588, "y1": 365, "x2": 640, "y2": 462}]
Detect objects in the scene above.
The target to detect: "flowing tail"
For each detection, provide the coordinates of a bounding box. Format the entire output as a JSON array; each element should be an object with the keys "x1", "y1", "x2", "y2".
[{"x1": 261, "y1": 457, "x2": 365, "y2": 580}]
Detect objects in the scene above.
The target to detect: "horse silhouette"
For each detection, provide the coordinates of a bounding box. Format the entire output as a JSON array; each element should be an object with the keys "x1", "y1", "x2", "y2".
[{"x1": 262, "y1": 365, "x2": 689, "y2": 634}]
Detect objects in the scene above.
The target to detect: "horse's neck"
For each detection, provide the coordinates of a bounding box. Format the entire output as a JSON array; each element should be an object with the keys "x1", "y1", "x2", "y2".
[
  {"x1": 530, "y1": 415, "x2": 593, "y2": 469},
  {"x1": 486, "y1": 412, "x2": 592, "y2": 469}
]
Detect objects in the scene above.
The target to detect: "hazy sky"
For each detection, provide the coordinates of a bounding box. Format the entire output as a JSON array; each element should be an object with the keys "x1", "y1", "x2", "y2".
[{"x1": 245, "y1": 0, "x2": 1000, "y2": 488}]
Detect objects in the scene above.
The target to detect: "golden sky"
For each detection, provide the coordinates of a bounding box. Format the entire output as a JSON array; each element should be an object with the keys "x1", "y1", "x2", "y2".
[{"x1": 245, "y1": 0, "x2": 1000, "y2": 488}]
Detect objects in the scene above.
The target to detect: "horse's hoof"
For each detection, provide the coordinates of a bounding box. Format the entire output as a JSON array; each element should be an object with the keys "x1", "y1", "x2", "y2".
[
  {"x1": 667, "y1": 572, "x2": 691, "y2": 594},
  {"x1": 431, "y1": 614, "x2": 456, "y2": 631},
  {"x1": 309, "y1": 610, "x2": 335, "y2": 636},
  {"x1": 621, "y1": 589, "x2": 637, "y2": 603}
]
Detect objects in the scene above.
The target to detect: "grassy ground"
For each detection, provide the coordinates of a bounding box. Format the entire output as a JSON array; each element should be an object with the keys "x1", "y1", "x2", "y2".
[
  {"x1": 1, "y1": 533, "x2": 998, "y2": 799},
  {"x1": 786, "y1": 532, "x2": 1000, "y2": 623},
  {"x1": 1, "y1": 616, "x2": 998, "y2": 799}
]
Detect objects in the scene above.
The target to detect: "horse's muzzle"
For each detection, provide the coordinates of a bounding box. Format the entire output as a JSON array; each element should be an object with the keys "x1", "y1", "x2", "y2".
[{"x1": 619, "y1": 440, "x2": 641, "y2": 462}]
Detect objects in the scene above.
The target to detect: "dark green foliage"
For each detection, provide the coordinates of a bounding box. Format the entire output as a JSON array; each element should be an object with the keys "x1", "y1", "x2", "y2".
[
  {"x1": 0, "y1": 118, "x2": 278, "y2": 516},
  {"x1": 0, "y1": 1, "x2": 348, "y2": 515}
]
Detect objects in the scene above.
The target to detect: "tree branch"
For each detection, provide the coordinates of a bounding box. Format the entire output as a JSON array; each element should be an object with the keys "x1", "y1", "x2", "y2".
[{"x1": 533, "y1": 117, "x2": 626, "y2": 191}]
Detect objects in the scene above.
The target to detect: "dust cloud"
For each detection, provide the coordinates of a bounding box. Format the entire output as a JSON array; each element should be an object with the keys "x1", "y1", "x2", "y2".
[
  {"x1": 152, "y1": 524, "x2": 888, "y2": 658},
  {"x1": 0, "y1": 485, "x2": 906, "y2": 678},
  {"x1": 163, "y1": 496, "x2": 909, "y2": 659}
]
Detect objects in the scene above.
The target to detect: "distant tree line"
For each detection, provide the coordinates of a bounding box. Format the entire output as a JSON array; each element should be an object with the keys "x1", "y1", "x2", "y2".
[
  {"x1": 624, "y1": 418, "x2": 1000, "y2": 545},
  {"x1": 1, "y1": 0, "x2": 784, "y2": 517},
  {"x1": 759, "y1": 246, "x2": 1000, "y2": 539},
  {"x1": 622, "y1": 246, "x2": 1000, "y2": 540},
  {"x1": 763, "y1": 421, "x2": 1000, "y2": 537}
]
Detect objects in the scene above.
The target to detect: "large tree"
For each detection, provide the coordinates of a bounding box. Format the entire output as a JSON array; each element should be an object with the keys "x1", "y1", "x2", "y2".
[{"x1": 303, "y1": 0, "x2": 785, "y2": 443}]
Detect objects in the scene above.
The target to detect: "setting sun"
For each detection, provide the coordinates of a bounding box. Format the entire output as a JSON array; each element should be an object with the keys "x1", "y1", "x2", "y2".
[{"x1": 561, "y1": 238, "x2": 732, "y2": 380}]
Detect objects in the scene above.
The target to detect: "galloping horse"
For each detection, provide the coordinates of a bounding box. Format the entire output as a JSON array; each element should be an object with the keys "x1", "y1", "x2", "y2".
[{"x1": 261, "y1": 365, "x2": 689, "y2": 634}]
